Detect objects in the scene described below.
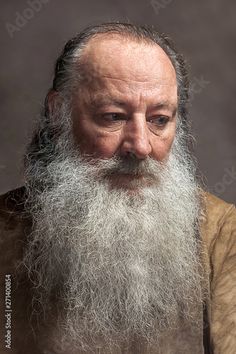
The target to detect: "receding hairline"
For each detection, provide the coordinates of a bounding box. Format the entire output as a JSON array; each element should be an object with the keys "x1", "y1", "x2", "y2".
[
  {"x1": 81, "y1": 30, "x2": 160, "y2": 48},
  {"x1": 77, "y1": 31, "x2": 176, "y2": 74}
]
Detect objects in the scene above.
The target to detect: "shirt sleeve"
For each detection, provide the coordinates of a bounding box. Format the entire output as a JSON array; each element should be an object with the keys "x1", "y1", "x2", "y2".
[{"x1": 210, "y1": 204, "x2": 236, "y2": 354}]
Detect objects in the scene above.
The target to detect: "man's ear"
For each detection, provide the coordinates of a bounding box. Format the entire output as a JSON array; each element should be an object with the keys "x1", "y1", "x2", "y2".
[{"x1": 45, "y1": 89, "x2": 63, "y2": 122}]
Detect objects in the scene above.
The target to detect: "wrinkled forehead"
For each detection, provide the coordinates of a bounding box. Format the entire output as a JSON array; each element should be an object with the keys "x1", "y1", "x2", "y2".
[{"x1": 77, "y1": 33, "x2": 177, "y2": 86}]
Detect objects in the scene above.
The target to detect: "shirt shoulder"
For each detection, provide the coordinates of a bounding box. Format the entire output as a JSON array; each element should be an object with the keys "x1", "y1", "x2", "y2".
[{"x1": 200, "y1": 190, "x2": 236, "y2": 251}]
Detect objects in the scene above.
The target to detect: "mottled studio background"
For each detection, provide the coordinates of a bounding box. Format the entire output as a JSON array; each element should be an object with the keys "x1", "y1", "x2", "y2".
[{"x1": 0, "y1": 0, "x2": 235, "y2": 203}]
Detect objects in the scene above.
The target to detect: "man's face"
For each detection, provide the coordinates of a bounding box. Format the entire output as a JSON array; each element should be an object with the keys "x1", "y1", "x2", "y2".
[{"x1": 72, "y1": 35, "x2": 178, "y2": 171}]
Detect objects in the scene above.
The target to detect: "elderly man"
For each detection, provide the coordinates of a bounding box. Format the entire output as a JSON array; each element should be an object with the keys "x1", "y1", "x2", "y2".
[{"x1": 0, "y1": 23, "x2": 235, "y2": 354}]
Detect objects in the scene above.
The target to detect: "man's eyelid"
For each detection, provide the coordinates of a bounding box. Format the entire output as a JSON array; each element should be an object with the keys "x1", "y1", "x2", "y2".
[
  {"x1": 148, "y1": 105, "x2": 177, "y2": 118},
  {"x1": 98, "y1": 105, "x2": 127, "y2": 114},
  {"x1": 102, "y1": 112, "x2": 127, "y2": 120},
  {"x1": 147, "y1": 114, "x2": 170, "y2": 122}
]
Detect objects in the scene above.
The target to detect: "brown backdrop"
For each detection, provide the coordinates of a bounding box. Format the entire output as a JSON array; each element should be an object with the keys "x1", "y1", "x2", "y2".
[{"x1": 1, "y1": 0, "x2": 236, "y2": 203}]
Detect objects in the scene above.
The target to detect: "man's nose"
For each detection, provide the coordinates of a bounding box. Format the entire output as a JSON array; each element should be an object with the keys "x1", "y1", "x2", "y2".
[{"x1": 119, "y1": 117, "x2": 152, "y2": 159}]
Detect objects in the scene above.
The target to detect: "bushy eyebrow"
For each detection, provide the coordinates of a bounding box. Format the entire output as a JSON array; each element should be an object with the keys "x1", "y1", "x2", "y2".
[
  {"x1": 89, "y1": 95, "x2": 177, "y2": 114},
  {"x1": 150, "y1": 102, "x2": 177, "y2": 115},
  {"x1": 89, "y1": 97, "x2": 125, "y2": 110}
]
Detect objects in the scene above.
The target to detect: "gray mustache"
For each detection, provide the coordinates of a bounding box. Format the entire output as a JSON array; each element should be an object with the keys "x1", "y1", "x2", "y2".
[{"x1": 91, "y1": 155, "x2": 164, "y2": 178}]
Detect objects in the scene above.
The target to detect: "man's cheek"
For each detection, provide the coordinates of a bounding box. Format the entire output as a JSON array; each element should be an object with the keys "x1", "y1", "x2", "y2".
[
  {"x1": 94, "y1": 138, "x2": 118, "y2": 158},
  {"x1": 152, "y1": 135, "x2": 175, "y2": 160}
]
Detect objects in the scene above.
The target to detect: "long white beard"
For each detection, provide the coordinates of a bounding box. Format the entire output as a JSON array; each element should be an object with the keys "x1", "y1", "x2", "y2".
[{"x1": 23, "y1": 134, "x2": 204, "y2": 352}]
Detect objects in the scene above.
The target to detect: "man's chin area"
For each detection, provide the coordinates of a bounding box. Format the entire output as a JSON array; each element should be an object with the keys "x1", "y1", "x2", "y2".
[{"x1": 105, "y1": 173, "x2": 157, "y2": 192}]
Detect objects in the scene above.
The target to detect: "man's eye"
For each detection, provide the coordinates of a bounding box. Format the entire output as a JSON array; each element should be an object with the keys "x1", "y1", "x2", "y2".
[
  {"x1": 102, "y1": 113, "x2": 125, "y2": 121},
  {"x1": 95, "y1": 113, "x2": 126, "y2": 130},
  {"x1": 148, "y1": 116, "x2": 169, "y2": 127}
]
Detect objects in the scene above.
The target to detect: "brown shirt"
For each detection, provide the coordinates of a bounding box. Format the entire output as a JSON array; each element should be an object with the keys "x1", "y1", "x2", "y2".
[{"x1": 0, "y1": 187, "x2": 235, "y2": 354}]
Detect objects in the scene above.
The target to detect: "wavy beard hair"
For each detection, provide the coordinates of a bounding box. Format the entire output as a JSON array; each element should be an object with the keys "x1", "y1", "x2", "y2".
[{"x1": 23, "y1": 101, "x2": 205, "y2": 353}]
